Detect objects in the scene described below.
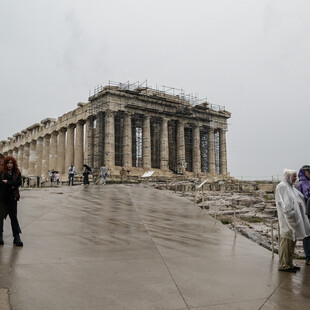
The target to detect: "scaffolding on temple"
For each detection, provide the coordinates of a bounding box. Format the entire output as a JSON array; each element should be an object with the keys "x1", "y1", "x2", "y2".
[
  {"x1": 214, "y1": 130, "x2": 220, "y2": 174},
  {"x1": 88, "y1": 80, "x2": 227, "y2": 177},
  {"x1": 200, "y1": 129, "x2": 209, "y2": 173},
  {"x1": 91, "y1": 80, "x2": 226, "y2": 111}
]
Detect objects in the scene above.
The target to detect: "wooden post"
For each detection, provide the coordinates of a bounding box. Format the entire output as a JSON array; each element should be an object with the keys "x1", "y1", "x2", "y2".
[{"x1": 271, "y1": 221, "x2": 274, "y2": 258}]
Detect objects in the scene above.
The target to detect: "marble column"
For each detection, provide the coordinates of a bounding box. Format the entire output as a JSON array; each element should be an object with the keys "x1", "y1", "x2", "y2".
[
  {"x1": 85, "y1": 116, "x2": 94, "y2": 168},
  {"x1": 104, "y1": 111, "x2": 115, "y2": 167},
  {"x1": 35, "y1": 137, "x2": 43, "y2": 176},
  {"x1": 17, "y1": 146, "x2": 23, "y2": 170},
  {"x1": 177, "y1": 120, "x2": 185, "y2": 171},
  {"x1": 13, "y1": 148, "x2": 18, "y2": 159},
  {"x1": 28, "y1": 140, "x2": 36, "y2": 175},
  {"x1": 142, "y1": 115, "x2": 151, "y2": 169},
  {"x1": 57, "y1": 128, "x2": 66, "y2": 174},
  {"x1": 75, "y1": 121, "x2": 84, "y2": 172},
  {"x1": 208, "y1": 127, "x2": 216, "y2": 174},
  {"x1": 65, "y1": 124, "x2": 75, "y2": 170},
  {"x1": 193, "y1": 124, "x2": 201, "y2": 175},
  {"x1": 219, "y1": 129, "x2": 228, "y2": 175},
  {"x1": 22, "y1": 143, "x2": 30, "y2": 176},
  {"x1": 42, "y1": 134, "x2": 50, "y2": 178},
  {"x1": 49, "y1": 131, "x2": 58, "y2": 171},
  {"x1": 94, "y1": 112, "x2": 104, "y2": 169},
  {"x1": 122, "y1": 113, "x2": 132, "y2": 169},
  {"x1": 160, "y1": 117, "x2": 169, "y2": 170}
]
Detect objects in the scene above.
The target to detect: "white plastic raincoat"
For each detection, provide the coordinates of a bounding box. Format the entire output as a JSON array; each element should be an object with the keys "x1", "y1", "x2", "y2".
[{"x1": 275, "y1": 169, "x2": 310, "y2": 241}]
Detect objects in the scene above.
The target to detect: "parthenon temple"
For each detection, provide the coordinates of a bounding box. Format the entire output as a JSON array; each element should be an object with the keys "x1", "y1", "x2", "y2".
[{"x1": 0, "y1": 81, "x2": 231, "y2": 182}]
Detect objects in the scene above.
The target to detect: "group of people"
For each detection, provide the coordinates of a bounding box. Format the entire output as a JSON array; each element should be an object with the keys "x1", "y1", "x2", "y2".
[
  {"x1": 0, "y1": 151, "x2": 309, "y2": 267},
  {"x1": 83, "y1": 165, "x2": 108, "y2": 185},
  {"x1": 47, "y1": 163, "x2": 109, "y2": 186},
  {"x1": 49, "y1": 170, "x2": 60, "y2": 186},
  {"x1": 275, "y1": 165, "x2": 310, "y2": 273},
  {"x1": 69, "y1": 164, "x2": 108, "y2": 186},
  {"x1": 0, "y1": 153, "x2": 23, "y2": 247}
]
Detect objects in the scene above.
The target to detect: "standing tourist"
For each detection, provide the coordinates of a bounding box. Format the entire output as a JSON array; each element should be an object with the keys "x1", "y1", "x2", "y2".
[
  {"x1": 0, "y1": 154, "x2": 4, "y2": 244},
  {"x1": 49, "y1": 170, "x2": 55, "y2": 186},
  {"x1": 68, "y1": 163, "x2": 75, "y2": 186},
  {"x1": 0, "y1": 156, "x2": 23, "y2": 246},
  {"x1": 82, "y1": 165, "x2": 91, "y2": 185},
  {"x1": 297, "y1": 165, "x2": 310, "y2": 265},
  {"x1": 275, "y1": 169, "x2": 310, "y2": 272},
  {"x1": 55, "y1": 171, "x2": 60, "y2": 186},
  {"x1": 100, "y1": 166, "x2": 108, "y2": 185}
]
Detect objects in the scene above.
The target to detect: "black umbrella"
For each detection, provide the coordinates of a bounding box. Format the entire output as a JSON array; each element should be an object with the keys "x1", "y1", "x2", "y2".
[{"x1": 83, "y1": 164, "x2": 92, "y2": 172}]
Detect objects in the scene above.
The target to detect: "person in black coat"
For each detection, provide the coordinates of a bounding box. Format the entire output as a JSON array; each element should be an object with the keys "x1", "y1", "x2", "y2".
[
  {"x1": 0, "y1": 155, "x2": 23, "y2": 246},
  {"x1": 82, "y1": 164, "x2": 91, "y2": 185}
]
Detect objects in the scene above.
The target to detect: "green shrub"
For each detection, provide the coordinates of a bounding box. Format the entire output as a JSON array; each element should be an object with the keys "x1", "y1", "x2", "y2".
[
  {"x1": 240, "y1": 216, "x2": 264, "y2": 223},
  {"x1": 217, "y1": 216, "x2": 233, "y2": 225}
]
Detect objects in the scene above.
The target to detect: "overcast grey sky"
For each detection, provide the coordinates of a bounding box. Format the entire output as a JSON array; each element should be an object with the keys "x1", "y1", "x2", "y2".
[{"x1": 1, "y1": 0, "x2": 309, "y2": 180}]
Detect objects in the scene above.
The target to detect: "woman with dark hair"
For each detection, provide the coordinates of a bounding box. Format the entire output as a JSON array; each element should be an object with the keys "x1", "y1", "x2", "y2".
[{"x1": 0, "y1": 156, "x2": 23, "y2": 246}]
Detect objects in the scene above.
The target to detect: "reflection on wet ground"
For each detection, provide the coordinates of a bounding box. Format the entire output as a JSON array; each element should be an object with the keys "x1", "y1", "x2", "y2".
[{"x1": 0, "y1": 184, "x2": 309, "y2": 310}]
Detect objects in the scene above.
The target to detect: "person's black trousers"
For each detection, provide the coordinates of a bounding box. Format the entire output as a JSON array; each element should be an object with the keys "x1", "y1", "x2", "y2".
[{"x1": 0, "y1": 200, "x2": 21, "y2": 237}]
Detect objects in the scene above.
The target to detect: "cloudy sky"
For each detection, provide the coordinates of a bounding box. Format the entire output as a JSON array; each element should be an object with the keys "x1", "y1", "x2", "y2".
[{"x1": 1, "y1": 0, "x2": 309, "y2": 180}]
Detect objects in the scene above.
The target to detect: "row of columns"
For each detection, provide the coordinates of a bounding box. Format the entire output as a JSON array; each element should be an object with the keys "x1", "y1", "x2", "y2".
[
  {"x1": 2, "y1": 121, "x2": 86, "y2": 179},
  {"x1": 85, "y1": 112, "x2": 227, "y2": 175},
  {"x1": 1, "y1": 111, "x2": 227, "y2": 178}
]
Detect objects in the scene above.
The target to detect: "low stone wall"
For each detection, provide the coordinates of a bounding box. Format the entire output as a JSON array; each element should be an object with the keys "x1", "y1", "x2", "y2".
[{"x1": 163, "y1": 179, "x2": 279, "y2": 194}]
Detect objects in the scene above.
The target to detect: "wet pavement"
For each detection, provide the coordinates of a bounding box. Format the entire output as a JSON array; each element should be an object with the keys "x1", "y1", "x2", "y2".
[{"x1": 0, "y1": 184, "x2": 309, "y2": 310}]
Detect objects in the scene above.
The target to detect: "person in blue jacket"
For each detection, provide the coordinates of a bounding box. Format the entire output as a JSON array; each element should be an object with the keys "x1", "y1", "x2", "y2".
[{"x1": 297, "y1": 165, "x2": 310, "y2": 265}]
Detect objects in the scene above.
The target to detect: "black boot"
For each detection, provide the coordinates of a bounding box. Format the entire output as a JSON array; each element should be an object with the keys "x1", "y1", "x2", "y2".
[
  {"x1": 0, "y1": 234, "x2": 3, "y2": 245},
  {"x1": 13, "y1": 234, "x2": 23, "y2": 247}
]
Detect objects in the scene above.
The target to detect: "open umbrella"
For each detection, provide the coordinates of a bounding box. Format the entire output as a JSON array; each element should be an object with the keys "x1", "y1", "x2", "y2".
[{"x1": 83, "y1": 164, "x2": 92, "y2": 172}]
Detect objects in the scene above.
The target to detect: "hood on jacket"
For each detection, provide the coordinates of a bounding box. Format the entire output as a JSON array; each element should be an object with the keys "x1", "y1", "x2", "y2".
[
  {"x1": 298, "y1": 168, "x2": 310, "y2": 182},
  {"x1": 283, "y1": 169, "x2": 296, "y2": 185}
]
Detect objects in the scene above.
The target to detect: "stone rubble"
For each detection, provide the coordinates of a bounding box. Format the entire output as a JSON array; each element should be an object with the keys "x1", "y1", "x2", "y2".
[{"x1": 150, "y1": 180, "x2": 306, "y2": 259}]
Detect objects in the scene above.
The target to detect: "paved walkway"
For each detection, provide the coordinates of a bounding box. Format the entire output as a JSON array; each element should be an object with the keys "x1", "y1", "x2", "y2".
[{"x1": 0, "y1": 184, "x2": 309, "y2": 310}]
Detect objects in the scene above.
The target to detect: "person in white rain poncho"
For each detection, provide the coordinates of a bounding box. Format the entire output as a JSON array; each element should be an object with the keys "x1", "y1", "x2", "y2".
[
  {"x1": 100, "y1": 166, "x2": 108, "y2": 185},
  {"x1": 275, "y1": 169, "x2": 310, "y2": 272}
]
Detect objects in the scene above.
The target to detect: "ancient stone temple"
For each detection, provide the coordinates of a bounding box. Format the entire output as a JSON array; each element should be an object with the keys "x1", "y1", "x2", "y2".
[{"x1": 0, "y1": 81, "x2": 231, "y2": 182}]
